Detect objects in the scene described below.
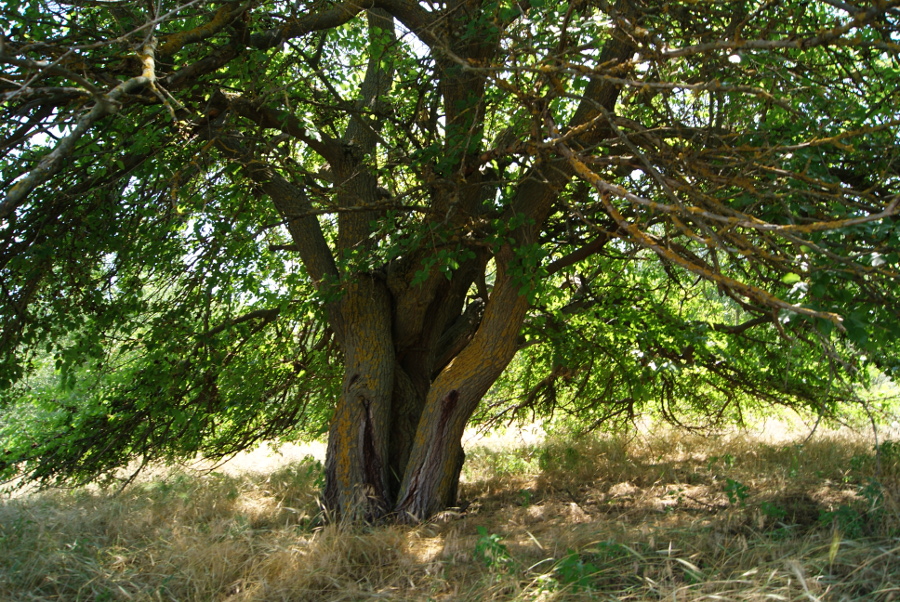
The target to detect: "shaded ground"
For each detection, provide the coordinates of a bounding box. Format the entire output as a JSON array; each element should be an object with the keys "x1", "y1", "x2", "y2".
[{"x1": 2, "y1": 424, "x2": 899, "y2": 601}]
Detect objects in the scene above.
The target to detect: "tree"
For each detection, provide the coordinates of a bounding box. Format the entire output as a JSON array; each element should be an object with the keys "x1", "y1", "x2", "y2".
[{"x1": 1, "y1": 0, "x2": 899, "y2": 521}]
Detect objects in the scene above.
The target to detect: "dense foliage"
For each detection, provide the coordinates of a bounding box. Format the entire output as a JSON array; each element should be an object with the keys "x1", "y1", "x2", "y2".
[{"x1": 1, "y1": 0, "x2": 899, "y2": 517}]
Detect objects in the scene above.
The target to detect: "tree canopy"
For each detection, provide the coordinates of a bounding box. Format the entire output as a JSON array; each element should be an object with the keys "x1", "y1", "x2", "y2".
[{"x1": 2, "y1": 0, "x2": 899, "y2": 520}]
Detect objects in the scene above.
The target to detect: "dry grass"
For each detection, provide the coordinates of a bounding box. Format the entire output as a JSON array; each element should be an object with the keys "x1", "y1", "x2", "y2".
[{"x1": 2, "y1": 425, "x2": 899, "y2": 601}]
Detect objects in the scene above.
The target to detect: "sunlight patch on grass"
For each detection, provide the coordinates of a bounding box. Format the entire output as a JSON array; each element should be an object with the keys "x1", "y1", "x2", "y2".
[{"x1": 2, "y1": 426, "x2": 899, "y2": 601}]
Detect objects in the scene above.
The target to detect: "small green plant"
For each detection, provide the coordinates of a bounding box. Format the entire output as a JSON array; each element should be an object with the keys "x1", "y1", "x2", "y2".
[
  {"x1": 563, "y1": 446, "x2": 581, "y2": 470},
  {"x1": 588, "y1": 540, "x2": 629, "y2": 562},
  {"x1": 820, "y1": 504, "x2": 867, "y2": 537},
  {"x1": 859, "y1": 478, "x2": 884, "y2": 509},
  {"x1": 724, "y1": 478, "x2": 750, "y2": 506},
  {"x1": 473, "y1": 526, "x2": 512, "y2": 570},
  {"x1": 228, "y1": 513, "x2": 250, "y2": 538},
  {"x1": 555, "y1": 551, "x2": 598, "y2": 591},
  {"x1": 876, "y1": 440, "x2": 900, "y2": 465},
  {"x1": 849, "y1": 453, "x2": 871, "y2": 473},
  {"x1": 668, "y1": 487, "x2": 685, "y2": 502},
  {"x1": 517, "y1": 488, "x2": 533, "y2": 507},
  {"x1": 760, "y1": 500, "x2": 787, "y2": 521},
  {"x1": 708, "y1": 454, "x2": 736, "y2": 471},
  {"x1": 847, "y1": 441, "x2": 898, "y2": 479},
  {"x1": 758, "y1": 501, "x2": 794, "y2": 538},
  {"x1": 537, "y1": 448, "x2": 552, "y2": 471},
  {"x1": 819, "y1": 479, "x2": 885, "y2": 537}
]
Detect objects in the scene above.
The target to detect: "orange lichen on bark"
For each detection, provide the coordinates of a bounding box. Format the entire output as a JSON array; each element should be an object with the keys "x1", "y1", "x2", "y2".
[{"x1": 323, "y1": 276, "x2": 395, "y2": 517}]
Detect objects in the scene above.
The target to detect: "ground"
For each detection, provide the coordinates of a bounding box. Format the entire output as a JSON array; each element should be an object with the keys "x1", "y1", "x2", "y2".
[{"x1": 2, "y1": 419, "x2": 899, "y2": 601}]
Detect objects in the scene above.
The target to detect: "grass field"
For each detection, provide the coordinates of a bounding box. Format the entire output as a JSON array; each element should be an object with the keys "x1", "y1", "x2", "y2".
[{"x1": 2, "y1": 424, "x2": 899, "y2": 601}]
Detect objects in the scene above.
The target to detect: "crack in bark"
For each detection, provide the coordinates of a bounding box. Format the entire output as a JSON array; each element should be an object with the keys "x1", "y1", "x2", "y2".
[
  {"x1": 360, "y1": 396, "x2": 387, "y2": 516},
  {"x1": 393, "y1": 388, "x2": 459, "y2": 521}
]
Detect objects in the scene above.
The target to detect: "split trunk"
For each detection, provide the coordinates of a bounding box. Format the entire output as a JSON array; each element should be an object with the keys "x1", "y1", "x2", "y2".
[{"x1": 321, "y1": 246, "x2": 529, "y2": 522}]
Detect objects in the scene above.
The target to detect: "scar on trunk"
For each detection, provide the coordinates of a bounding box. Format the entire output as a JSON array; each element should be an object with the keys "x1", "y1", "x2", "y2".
[
  {"x1": 393, "y1": 389, "x2": 461, "y2": 519},
  {"x1": 440, "y1": 389, "x2": 458, "y2": 419},
  {"x1": 360, "y1": 399, "x2": 381, "y2": 477},
  {"x1": 432, "y1": 389, "x2": 458, "y2": 446},
  {"x1": 360, "y1": 397, "x2": 386, "y2": 511}
]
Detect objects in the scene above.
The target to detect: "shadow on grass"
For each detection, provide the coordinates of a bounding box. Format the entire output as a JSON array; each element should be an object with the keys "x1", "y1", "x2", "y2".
[{"x1": 1, "y1": 430, "x2": 899, "y2": 601}]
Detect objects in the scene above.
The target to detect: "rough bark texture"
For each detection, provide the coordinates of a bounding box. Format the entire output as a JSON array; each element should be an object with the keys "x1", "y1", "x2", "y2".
[
  {"x1": 394, "y1": 247, "x2": 530, "y2": 520},
  {"x1": 322, "y1": 276, "x2": 394, "y2": 519},
  {"x1": 321, "y1": 247, "x2": 530, "y2": 521}
]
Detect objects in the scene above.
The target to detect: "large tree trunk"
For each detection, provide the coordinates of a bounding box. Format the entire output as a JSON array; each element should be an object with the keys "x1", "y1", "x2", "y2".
[{"x1": 321, "y1": 245, "x2": 529, "y2": 522}]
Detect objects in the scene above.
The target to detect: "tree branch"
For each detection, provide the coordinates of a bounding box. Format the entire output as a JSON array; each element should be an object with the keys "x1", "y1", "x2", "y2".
[
  {"x1": 710, "y1": 316, "x2": 770, "y2": 335},
  {"x1": 157, "y1": 1, "x2": 251, "y2": 56},
  {"x1": 546, "y1": 233, "x2": 614, "y2": 275},
  {"x1": 335, "y1": 9, "x2": 397, "y2": 251},
  {"x1": 224, "y1": 93, "x2": 342, "y2": 163},
  {"x1": 200, "y1": 308, "x2": 280, "y2": 338},
  {"x1": 251, "y1": 0, "x2": 376, "y2": 50},
  {"x1": 1, "y1": 37, "x2": 159, "y2": 221},
  {"x1": 375, "y1": 0, "x2": 441, "y2": 48},
  {"x1": 555, "y1": 137, "x2": 848, "y2": 330}
]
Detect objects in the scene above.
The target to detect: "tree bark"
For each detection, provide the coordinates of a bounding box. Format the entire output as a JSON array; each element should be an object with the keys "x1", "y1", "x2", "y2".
[
  {"x1": 322, "y1": 275, "x2": 394, "y2": 520},
  {"x1": 318, "y1": 245, "x2": 529, "y2": 522},
  {"x1": 394, "y1": 246, "x2": 530, "y2": 520}
]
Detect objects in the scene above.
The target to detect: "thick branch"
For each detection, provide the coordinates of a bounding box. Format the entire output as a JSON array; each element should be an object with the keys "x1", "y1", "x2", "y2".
[
  {"x1": 507, "y1": 23, "x2": 636, "y2": 228},
  {"x1": 200, "y1": 308, "x2": 280, "y2": 338},
  {"x1": 433, "y1": 298, "x2": 485, "y2": 376},
  {"x1": 375, "y1": 0, "x2": 441, "y2": 48},
  {"x1": 710, "y1": 316, "x2": 770, "y2": 335},
  {"x1": 251, "y1": 0, "x2": 375, "y2": 49},
  {"x1": 395, "y1": 246, "x2": 529, "y2": 519},
  {"x1": 158, "y1": 1, "x2": 250, "y2": 56},
  {"x1": 336, "y1": 9, "x2": 396, "y2": 251},
  {"x1": 226, "y1": 94, "x2": 341, "y2": 163},
  {"x1": 546, "y1": 233, "x2": 614, "y2": 275}
]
